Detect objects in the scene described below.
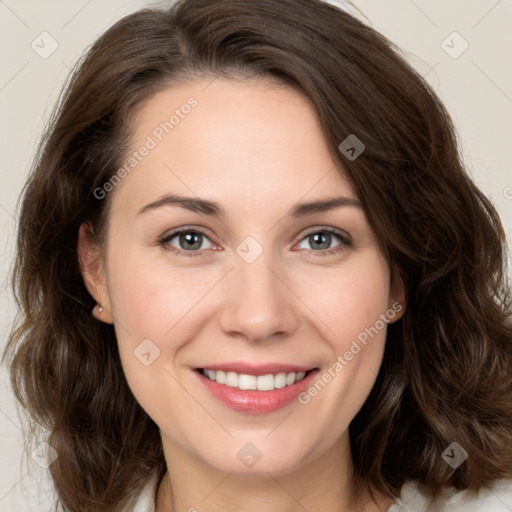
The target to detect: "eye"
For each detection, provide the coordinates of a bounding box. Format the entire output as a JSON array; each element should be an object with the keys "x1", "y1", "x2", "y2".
[
  {"x1": 159, "y1": 228, "x2": 216, "y2": 256},
  {"x1": 296, "y1": 228, "x2": 351, "y2": 256},
  {"x1": 159, "y1": 226, "x2": 351, "y2": 258}
]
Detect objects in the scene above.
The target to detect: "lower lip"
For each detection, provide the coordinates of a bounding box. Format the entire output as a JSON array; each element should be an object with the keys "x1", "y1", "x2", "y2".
[{"x1": 195, "y1": 369, "x2": 319, "y2": 414}]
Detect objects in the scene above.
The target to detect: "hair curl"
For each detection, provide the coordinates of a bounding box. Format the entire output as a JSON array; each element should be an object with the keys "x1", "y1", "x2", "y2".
[{"x1": 4, "y1": 0, "x2": 512, "y2": 510}]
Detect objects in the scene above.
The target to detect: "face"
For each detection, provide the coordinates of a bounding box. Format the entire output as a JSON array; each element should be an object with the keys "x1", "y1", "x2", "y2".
[{"x1": 81, "y1": 77, "x2": 404, "y2": 476}]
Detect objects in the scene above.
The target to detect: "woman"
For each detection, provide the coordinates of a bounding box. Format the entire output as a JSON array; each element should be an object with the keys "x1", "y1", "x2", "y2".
[{"x1": 4, "y1": 0, "x2": 512, "y2": 511}]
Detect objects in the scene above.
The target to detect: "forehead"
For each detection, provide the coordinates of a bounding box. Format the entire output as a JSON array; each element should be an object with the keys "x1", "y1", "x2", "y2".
[{"x1": 112, "y1": 77, "x2": 356, "y2": 213}]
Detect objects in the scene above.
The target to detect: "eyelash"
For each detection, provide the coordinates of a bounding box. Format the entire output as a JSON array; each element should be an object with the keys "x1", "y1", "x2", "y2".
[{"x1": 159, "y1": 226, "x2": 352, "y2": 258}]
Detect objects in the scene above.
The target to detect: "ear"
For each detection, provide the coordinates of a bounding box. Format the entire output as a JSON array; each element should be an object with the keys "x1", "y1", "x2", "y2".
[
  {"x1": 387, "y1": 269, "x2": 406, "y2": 323},
  {"x1": 77, "y1": 222, "x2": 113, "y2": 324}
]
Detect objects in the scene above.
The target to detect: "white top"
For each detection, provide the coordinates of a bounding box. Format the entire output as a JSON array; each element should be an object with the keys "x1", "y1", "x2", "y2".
[
  {"x1": 131, "y1": 474, "x2": 512, "y2": 512},
  {"x1": 387, "y1": 479, "x2": 512, "y2": 511}
]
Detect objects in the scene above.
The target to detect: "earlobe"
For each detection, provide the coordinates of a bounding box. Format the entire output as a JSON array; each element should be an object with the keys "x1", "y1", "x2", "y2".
[
  {"x1": 77, "y1": 222, "x2": 113, "y2": 324},
  {"x1": 91, "y1": 302, "x2": 113, "y2": 323}
]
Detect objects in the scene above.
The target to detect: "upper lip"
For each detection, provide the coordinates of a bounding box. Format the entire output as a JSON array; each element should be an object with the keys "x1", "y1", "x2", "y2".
[{"x1": 195, "y1": 362, "x2": 317, "y2": 376}]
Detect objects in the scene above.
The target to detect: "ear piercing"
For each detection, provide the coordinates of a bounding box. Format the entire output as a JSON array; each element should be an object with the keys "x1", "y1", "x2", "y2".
[{"x1": 98, "y1": 304, "x2": 103, "y2": 313}]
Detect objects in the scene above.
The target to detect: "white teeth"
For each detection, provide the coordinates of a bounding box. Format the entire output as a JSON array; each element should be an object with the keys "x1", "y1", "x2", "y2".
[
  {"x1": 286, "y1": 372, "x2": 296, "y2": 386},
  {"x1": 225, "y1": 371, "x2": 239, "y2": 388},
  {"x1": 201, "y1": 369, "x2": 308, "y2": 391},
  {"x1": 256, "y1": 374, "x2": 275, "y2": 391},
  {"x1": 274, "y1": 373, "x2": 287, "y2": 389},
  {"x1": 238, "y1": 374, "x2": 257, "y2": 390}
]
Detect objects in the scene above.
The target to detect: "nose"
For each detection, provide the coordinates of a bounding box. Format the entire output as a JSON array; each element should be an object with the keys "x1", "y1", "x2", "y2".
[{"x1": 218, "y1": 248, "x2": 298, "y2": 344}]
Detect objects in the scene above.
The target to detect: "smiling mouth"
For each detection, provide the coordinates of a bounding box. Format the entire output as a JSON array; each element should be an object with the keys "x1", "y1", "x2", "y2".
[{"x1": 196, "y1": 368, "x2": 317, "y2": 391}]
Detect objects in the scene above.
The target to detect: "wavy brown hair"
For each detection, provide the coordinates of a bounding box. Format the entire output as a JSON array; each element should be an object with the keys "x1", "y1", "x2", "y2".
[{"x1": 4, "y1": 0, "x2": 512, "y2": 510}]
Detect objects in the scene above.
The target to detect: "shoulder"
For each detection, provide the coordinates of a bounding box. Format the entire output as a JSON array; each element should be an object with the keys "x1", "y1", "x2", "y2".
[
  {"x1": 128, "y1": 472, "x2": 159, "y2": 512},
  {"x1": 388, "y1": 479, "x2": 512, "y2": 512}
]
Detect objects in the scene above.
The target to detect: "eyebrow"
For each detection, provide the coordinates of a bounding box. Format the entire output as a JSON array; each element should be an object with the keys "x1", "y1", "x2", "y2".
[{"x1": 137, "y1": 194, "x2": 361, "y2": 217}]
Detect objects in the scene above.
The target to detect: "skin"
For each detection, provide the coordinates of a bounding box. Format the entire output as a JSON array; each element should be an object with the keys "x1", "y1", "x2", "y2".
[{"x1": 79, "y1": 77, "x2": 405, "y2": 512}]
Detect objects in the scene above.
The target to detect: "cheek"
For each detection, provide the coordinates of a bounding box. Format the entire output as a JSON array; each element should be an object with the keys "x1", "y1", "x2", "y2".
[
  {"x1": 104, "y1": 252, "x2": 202, "y2": 422},
  {"x1": 106, "y1": 242, "x2": 216, "y2": 337},
  {"x1": 294, "y1": 254, "x2": 391, "y2": 353},
  {"x1": 105, "y1": 243, "x2": 227, "y2": 397},
  {"x1": 293, "y1": 254, "x2": 392, "y2": 437}
]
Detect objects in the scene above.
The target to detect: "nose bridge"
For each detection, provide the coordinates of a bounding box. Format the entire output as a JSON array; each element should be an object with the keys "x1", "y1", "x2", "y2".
[{"x1": 218, "y1": 241, "x2": 297, "y2": 342}]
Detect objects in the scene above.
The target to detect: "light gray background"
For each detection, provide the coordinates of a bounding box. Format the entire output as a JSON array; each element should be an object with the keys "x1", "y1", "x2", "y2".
[{"x1": 1, "y1": 1, "x2": 511, "y2": 510}]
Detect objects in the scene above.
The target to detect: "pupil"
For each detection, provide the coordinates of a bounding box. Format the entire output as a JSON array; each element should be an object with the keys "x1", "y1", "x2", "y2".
[
  {"x1": 180, "y1": 232, "x2": 202, "y2": 250},
  {"x1": 311, "y1": 233, "x2": 330, "y2": 250}
]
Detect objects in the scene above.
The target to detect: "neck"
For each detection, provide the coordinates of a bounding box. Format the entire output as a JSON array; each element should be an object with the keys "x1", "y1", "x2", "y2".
[{"x1": 155, "y1": 433, "x2": 393, "y2": 512}]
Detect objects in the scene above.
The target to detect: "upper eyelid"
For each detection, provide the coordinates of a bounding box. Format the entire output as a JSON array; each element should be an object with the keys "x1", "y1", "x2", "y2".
[{"x1": 160, "y1": 226, "x2": 214, "y2": 243}]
